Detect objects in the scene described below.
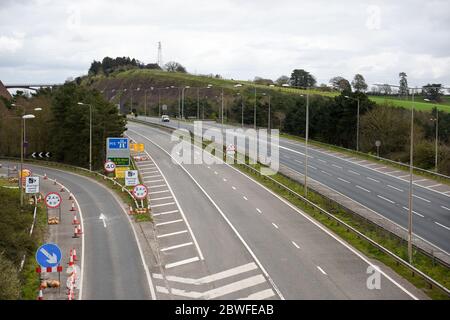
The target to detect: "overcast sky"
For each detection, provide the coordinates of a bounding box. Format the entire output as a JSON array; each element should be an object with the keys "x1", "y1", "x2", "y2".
[{"x1": 1, "y1": 0, "x2": 449, "y2": 88}]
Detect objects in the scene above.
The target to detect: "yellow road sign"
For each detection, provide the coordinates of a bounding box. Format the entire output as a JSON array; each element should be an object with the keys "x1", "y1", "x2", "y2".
[{"x1": 115, "y1": 167, "x2": 130, "y2": 179}]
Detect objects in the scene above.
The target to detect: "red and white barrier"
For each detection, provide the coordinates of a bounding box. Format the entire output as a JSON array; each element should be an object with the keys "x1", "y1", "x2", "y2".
[{"x1": 36, "y1": 266, "x2": 63, "y2": 273}]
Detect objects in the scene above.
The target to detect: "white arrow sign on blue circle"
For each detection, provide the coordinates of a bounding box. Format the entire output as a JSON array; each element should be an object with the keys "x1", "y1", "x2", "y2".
[{"x1": 35, "y1": 243, "x2": 62, "y2": 268}]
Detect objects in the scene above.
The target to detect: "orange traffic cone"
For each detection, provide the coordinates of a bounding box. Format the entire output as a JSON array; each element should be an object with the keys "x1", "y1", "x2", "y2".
[
  {"x1": 73, "y1": 248, "x2": 78, "y2": 261},
  {"x1": 37, "y1": 287, "x2": 44, "y2": 300},
  {"x1": 72, "y1": 213, "x2": 79, "y2": 225},
  {"x1": 73, "y1": 226, "x2": 79, "y2": 238},
  {"x1": 69, "y1": 193, "x2": 73, "y2": 200},
  {"x1": 53, "y1": 179, "x2": 57, "y2": 185},
  {"x1": 43, "y1": 173, "x2": 48, "y2": 180},
  {"x1": 77, "y1": 225, "x2": 83, "y2": 235},
  {"x1": 60, "y1": 186, "x2": 65, "y2": 192},
  {"x1": 70, "y1": 201, "x2": 76, "y2": 212},
  {"x1": 68, "y1": 252, "x2": 74, "y2": 267}
]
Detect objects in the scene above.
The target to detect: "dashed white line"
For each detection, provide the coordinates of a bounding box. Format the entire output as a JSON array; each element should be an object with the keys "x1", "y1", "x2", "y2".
[
  {"x1": 356, "y1": 185, "x2": 371, "y2": 193},
  {"x1": 377, "y1": 195, "x2": 395, "y2": 204},
  {"x1": 272, "y1": 223, "x2": 279, "y2": 229},
  {"x1": 157, "y1": 229, "x2": 188, "y2": 238},
  {"x1": 441, "y1": 206, "x2": 450, "y2": 211},
  {"x1": 402, "y1": 207, "x2": 424, "y2": 217},
  {"x1": 291, "y1": 241, "x2": 300, "y2": 249},
  {"x1": 317, "y1": 266, "x2": 327, "y2": 275},
  {"x1": 256, "y1": 208, "x2": 262, "y2": 214},
  {"x1": 145, "y1": 179, "x2": 164, "y2": 183},
  {"x1": 153, "y1": 210, "x2": 179, "y2": 217},
  {"x1": 434, "y1": 222, "x2": 450, "y2": 231},
  {"x1": 214, "y1": 171, "x2": 218, "y2": 175},
  {"x1": 243, "y1": 196, "x2": 248, "y2": 201},
  {"x1": 318, "y1": 159, "x2": 327, "y2": 163},
  {"x1": 232, "y1": 186, "x2": 237, "y2": 190},
  {"x1": 223, "y1": 178, "x2": 227, "y2": 182},
  {"x1": 413, "y1": 195, "x2": 431, "y2": 203},
  {"x1": 321, "y1": 170, "x2": 332, "y2": 176},
  {"x1": 348, "y1": 170, "x2": 360, "y2": 175},
  {"x1": 155, "y1": 219, "x2": 183, "y2": 226},
  {"x1": 151, "y1": 190, "x2": 170, "y2": 194},
  {"x1": 367, "y1": 177, "x2": 380, "y2": 183},
  {"x1": 308, "y1": 165, "x2": 317, "y2": 170},
  {"x1": 387, "y1": 185, "x2": 404, "y2": 192},
  {"x1": 151, "y1": 196, "x2": 173, "y2": 201},
  {"x1": 332, "y1": 164, "x2": 343, "y2": 169},
  {"x1": 165, "y1": 257, "x2": 200, "y2": 269},
  {"x1": 161, "y1": 242, "x2": 193, "y2": 252},
  {"x1": 337, "y1": 177, "x2": 350, "y2": 184},
  {"x1": 152, "y1": 202, "x2": 176, "y2": 208},
  {"x1": 151, "y1": 184, "x2": 167, "y2": 188},
  {"x1": 294, "y1": 160, "x2": 303, "y2": 164}
]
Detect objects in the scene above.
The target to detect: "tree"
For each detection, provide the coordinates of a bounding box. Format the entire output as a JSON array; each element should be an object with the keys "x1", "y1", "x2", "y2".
[
  {"x1": 329, "y1": 76, "x2": 351, "y2": 92},
  {"x1": 253, "y1": 77, "x2": 274, "y2": 85},
  {"x1": 275, "y1": 75, "x2": 290, "y2": 86},
  {"x1": 399, "y1": 72, "x2": 409, "y2": 97},
  {"x1": 165, "y1": 61, "x2": 187, "y2": 73},
  {"x1": 289, "y1": 69, "x2": 316, "y2": 87},
  {"x1": 351, "y1": 74, "x2": 368, "y2": 92},
  {"x1": 422, "y1": 83, "x2": 442, "y2": 102},
  {"x1": 380, "y1": 84, "x2": 392, "y2": 95}
]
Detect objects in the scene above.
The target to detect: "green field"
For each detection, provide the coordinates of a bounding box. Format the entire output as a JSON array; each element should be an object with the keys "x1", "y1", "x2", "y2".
[{"x1": 86, "y1": 69, "x2": 450, "y2": 113}]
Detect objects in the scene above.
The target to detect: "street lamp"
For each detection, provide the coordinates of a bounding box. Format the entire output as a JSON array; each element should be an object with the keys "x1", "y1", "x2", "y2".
[
  {"x1": 344, "y1": 95, "x2": 361, "y2": 152},
  {"x1": 424, "y1": 99, "x2": 439, "y2": 172},
  {"x1": 20, "y1": 114, "x2": 35, "y2": 206},
  {"x1": 181, "y1": 86, "x2": 190, "y2": 119},
  {"x1": 77, "y1": 102, "x2": 93, "y2": 171}
]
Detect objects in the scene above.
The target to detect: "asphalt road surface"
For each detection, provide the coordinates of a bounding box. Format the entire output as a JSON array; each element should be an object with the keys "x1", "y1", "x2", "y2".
[
  {"x1": 4, "y1": 162, "x2": 153, "y2": 300},
  {"x1": 126, "y1": 121, "x2": 424, "y2": 300},
  {"x1": 133, "y1": 116, "x2": 450, "y2": 254}
]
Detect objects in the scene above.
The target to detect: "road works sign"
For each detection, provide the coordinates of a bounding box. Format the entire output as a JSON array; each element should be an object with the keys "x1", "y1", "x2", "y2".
[
  {"x1": 35, "y1": 243, "x2": 62, "y2": 268},
  {"x1": 130, "y1": 143, "x2": 144, "y2": 152},
  {"x1": 25, "y1": 176, "x2": 39, "y2": 194},
  {"x1": 132, "y1": 184, "x2": 148, "y2": 200},
  {"x1": 45, "y1": 192, "x2": 62, "y2": 209},
  {"x1": 125, "y1": 170, "x2": 139, "y2": 186},
  {"x1": 106, "y1": 137, "x2": 130, "y2": 166}
]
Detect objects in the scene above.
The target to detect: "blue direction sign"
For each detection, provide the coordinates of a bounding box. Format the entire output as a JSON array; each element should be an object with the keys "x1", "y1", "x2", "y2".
[
  {"x1": 35, "y1": 243, "x2": 62, "y2": 268},
  {"x1": 108, "y1": 138, "x2": 128, "y2": 149}
]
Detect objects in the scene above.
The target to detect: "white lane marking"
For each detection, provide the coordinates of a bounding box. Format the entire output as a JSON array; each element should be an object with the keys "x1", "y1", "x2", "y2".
[
  {"x1": 151, "y1": 196, "x2": 173, "y2": 201},
  {"x1": 150, "y1": 190, "x2": 170, "y2": 194},
  {"x1": 373, "y1": 166, "x2": 387, "y2": 170},
  {"x1": 337, "y1": 177, "x2": 350, "y2": 184},
  {"x1": 332, "y1": 164, "x2": 342, "y2": 169},
  {"x1": 292, "y1": 241, "x2": 300, "y2": 249},
  {"x1": 161, "y1": 242, "x2": 193, "y2": 252},
  {"x1": 308, "y1": 165, "x2": 317, "y2": 170},
  {"x1": 367, "y1": 177, "x2": 380, "y2": 183},
  {"x1": 142, "y1": 170, "x2": 159, "y2": 174},
  {"x1": 207, "y1": 166, "x2": 211, "y2": 169},
  {"x1": 441, "y1": 206, "x2": 450, "y2": 211},
  {"x1": 398, "y1": 174, "x2": 410, "y2": 178},
  {"x1": 243, "y1": 196, "x2": 248, "y2": 201},
  {"x1": 428, "y1": 184, "x2": 442, "y2": 188},
  {"x1": 387, "y1": 185, "x2": 404, "y2": 192},
  {"x1": 366, "y1": 163, "x2": 380, "y2": 167},
  {"x1": 232, "y1": 186, "x2": 237, "y2": 190},
  {"x1": 153, "y1": 210, "x2": 179, "y2": 217},
  {"x1": 146, "y1": 174, "x2": 162, "y2": 179},
  {"x1": 318, "y1": 159, "x2": 327, "y2": 163},
  {"x1": 157, "y1": 275, "x2": 266, "y2": 299},
  {"x1": 165, "y1": 257, "x2": 200, "y2": 269},
  {"x1": 157, "y1": 230, "x2": 188, "y2": 238},
  {"x1": 256, "y1": 208, "x2": 262, "y2": 214},
  {"x1": 385, "y1": 170, "x2": 402, "y2": 174},
  {"x1": 239, "y1": 289, "x2": 275, "y2": 300},
  {"x1": 272, "y1": 223, "x2": 279, "y2": 229},
  {"x1": 139, "y1": 164, "x2": 156, "y2": 168},
  {"x1": 294, "y1": 159, "x2": 303, "y2": 164},
  {"x1": 321, "y1": 170, "x2": 332, "y2": 176},
  {"x1": 151, "y1": 184, "x2": 167, "y2": 188},
  {"x1": 435, "y1": 222, "x2": 450, "y2": 231},
  {"x1": 348, "y1": 170, "x2": 360, "y2": 175},
  {"x1": 99, "y1": 213, "x2": 107, "y2": 228},
  {"x1": 153, "y1": 263, "x2": 258, "y2": 285},
  {"x1": 414, "y1": 179, "x2": 427, "y2": 183},
  {"x1": 413, "y1": 195, "x2": 431, "y2": 203},
  {"x1": 155, "y1": 219, "x2": 183, "y2": 226},
  {"x1": 214, "y1": 171, "x2": 218, "y2": 175},
  {"x1": 317, "y1": 266, "x2": 327, "y2": 275},
  {"x1": 223, "y1": 178, "x2": 227, "y2": 182},
  {"x1": 377, "y1": 195, "x2": 395, "y2": 204},
  {"x1": 152, "y1": 202, "x2": 175, "y2": 208},
  {"x1": 145, "y1": 179, "x2": 164, "y2": 183},
  {"x1": 356, "y1": 185, "x2": 371, "y2": 193},
  {"x1": 401, "y1": 207, "x2": 425, "y2": 217}
]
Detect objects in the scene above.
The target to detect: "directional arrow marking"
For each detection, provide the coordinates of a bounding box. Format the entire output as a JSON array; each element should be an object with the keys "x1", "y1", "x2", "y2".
[
  {"x1": 99, "y1": 213, "x2": 107, "y2": 228},
  {"x1": 40, "y1": 248, "x2": 58, "y2": 264}
]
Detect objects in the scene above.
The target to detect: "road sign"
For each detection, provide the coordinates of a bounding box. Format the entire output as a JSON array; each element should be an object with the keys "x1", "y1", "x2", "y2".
[
  {"x1": 20, "y1": 168, "x2": 32, "y2": 178},
  {"x1": 25, "y1": 176, "x2": 39, "y2": 194},
  {"x1": 35, "y1": 243, "x2": 62, "y2": 268},
  {"x1": 226, "y1": 144, "x2": 236, "y2": 155},
  {"x1": 132, "y1": 184, "x2": 148, "y2": 200},
  {"x1": 130, "y1": 143, "x2": 144, "y2": 152},
  {"x1": 125, "y1": 170, "x2": 139, "y2": 186},
  {"x1": 45, "y1": 192, "x2": 62, "y2": 209},
  {"x1": 31, "y1": 152, "x2": 51, "y2": 159},
  {"x1": 162, "y1": 104, "x2": 167, "y2": 111},
  {"x1": 104, "y1": 160, "x2": 116, "y2": 173},
  {"x1": 107, "y1": 137, "x2": 130, "y2": 167},
  {"x1": 115, "y1": 166, "x2": 129, "y2": 178}
]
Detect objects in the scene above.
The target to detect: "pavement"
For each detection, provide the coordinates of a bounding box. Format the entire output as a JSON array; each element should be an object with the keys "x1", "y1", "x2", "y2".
[
  {"x1": 1, "y1": 162, "x2": 153, "y2": 300},
  {"x1": 131, "y1": 116, "x2": 450, "y2": 256},
  {"x1": 126, "y1": 121, "x2": 428, "y2": 300}
]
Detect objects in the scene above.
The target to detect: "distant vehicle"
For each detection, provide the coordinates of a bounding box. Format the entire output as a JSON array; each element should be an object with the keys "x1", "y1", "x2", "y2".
[
  {"x1": 281, "y1": 84, "x2": 290, "y2": 87},
  {"x1": 161, "y1": 115, "x2": 170, "y2": 122}
]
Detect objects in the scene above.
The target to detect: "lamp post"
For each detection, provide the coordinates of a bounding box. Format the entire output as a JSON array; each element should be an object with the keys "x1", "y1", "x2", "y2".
[
  {"x1": 304, "y1": 93, "x2": 309, "y2": 197},
  {"x1": 344, "y1": 95, "x2": 361, "y2": 152},
  {"x1": 181, "y1": 86, "x2": 190, "y2": 119},
  {"x1": 77, "y1": 102, "x2": 93, "y2": 171},
  {"x1": 20, "y1": 114, "x2": 36, "y2": 206},
  {"x1": 424, "y1": 99, "x2": 439, "y2": 172}
]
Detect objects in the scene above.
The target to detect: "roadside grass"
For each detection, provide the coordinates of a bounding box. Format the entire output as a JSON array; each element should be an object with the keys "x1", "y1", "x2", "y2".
[
  {"x1": 134, "y1": 213, "x2": 152, "y2": 222},
  {"x1": 279, "y1": 132, "x2": 450, "y2": 186},
  {"x1": 233, "y1": 162, "x2": 449, "y2": 299},
  {"x1": 368, "y1": 96, "x2": 450, "y2": 112}
]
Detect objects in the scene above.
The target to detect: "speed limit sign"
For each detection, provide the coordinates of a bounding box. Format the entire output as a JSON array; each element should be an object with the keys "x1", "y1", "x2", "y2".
[
  {"x1": 45, "y1": 192, "x2": 62, "y2": 209},
  {"x1": 104, "y1": 161, "x2": 116, "y2": 173},
  {"x1": 132, "y1": 184, "x2": 148, "y2": 200}
]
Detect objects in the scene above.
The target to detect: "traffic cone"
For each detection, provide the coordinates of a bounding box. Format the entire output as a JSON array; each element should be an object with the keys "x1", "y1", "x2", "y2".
[
  {"x1": 72, "y1": 213, "x2": 79, "y2": 225},
  {"x1": 60, "y1": 186, "x2": 65, "y2": 192},
  {"x1": 68, "y1": 252, "x2": 74, "y2": 267},
  {"x1": 70, "y1": 201, "x2": 76, "y2": 212},
  {"x1": 43, "y1": 173, "x2": 48, "y2": 180},
  {"x1": 69, "y1": 193, "x2": 73, "y2": 200},
  {"x1": 37, "y1": 287, "x2": 44, "y2": 300},
  {"x1": 53, "y1": 179, "x2": 57, "y2": 185},
  {"x1": 73, "y1": 226, "x2": 79, "y2": 238},
  {"x1": 73, "y1": 248, "x2": 78, "y2": 261},
  {"x1": 77, "y1": 224, "x2": 83, "y2": 235}
]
